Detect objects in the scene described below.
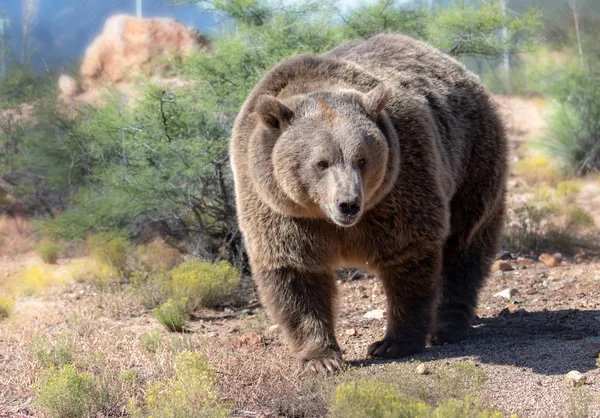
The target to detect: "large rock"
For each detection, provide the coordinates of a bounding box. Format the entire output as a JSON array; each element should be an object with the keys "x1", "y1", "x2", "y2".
[{"x1": 80, "y1": 14, "x2": 211, "y2": 88}]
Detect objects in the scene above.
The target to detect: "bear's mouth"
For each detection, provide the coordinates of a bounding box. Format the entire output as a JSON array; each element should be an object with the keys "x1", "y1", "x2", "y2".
[{"x1": 331, "y1": 211, "x2": 362, "y2": 228}]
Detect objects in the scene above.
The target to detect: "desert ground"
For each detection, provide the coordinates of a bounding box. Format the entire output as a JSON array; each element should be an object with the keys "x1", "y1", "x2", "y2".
[{"x1": 1, "y1": 95, "x2": 599, "y2": 417}]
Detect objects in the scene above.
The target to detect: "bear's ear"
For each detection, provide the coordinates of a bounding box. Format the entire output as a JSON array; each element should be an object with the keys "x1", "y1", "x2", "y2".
[
  {"x1": 362, "y1": 84, "x2": 391, "y2": 118},
  {"x1": 255, "y1": 95, "x2": 295, "y2": 130}
]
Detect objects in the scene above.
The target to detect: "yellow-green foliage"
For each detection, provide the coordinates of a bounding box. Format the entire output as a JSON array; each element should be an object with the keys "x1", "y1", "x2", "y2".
[
  {"x1": 130, "y1": 268, "x2": 172, "y2": 309},
  {"x1": 88, "y1": 263, "x2": 121, "y2": 291},
  {"x1": 36, "y1": 241, "x2": 61, "y2": 264},
  {"x1": 0, "y1": 297, "x2": 15, "y2": 319},
  {"x1": 170, "y1": 259, "x2": 239, "y2": 310},
  {"x1": 440, "y1": 362, "x2": 487, "y2": 400},
  {"x1": 33, "y1": 364, "x2": 103, "y2": 418},
  {"x1": 513, "y1": 155, "x2": 563, "y2": 186},
  {"x1": 128, "y1": 350, "x2": 231, "y2": 418},
  {"x1": 504, "y1": 182, "x2": 594, "y2": 253},
  {"x1": 556, "y1": 181, "x2": 581, "y2": 203},
  {"x1": 86, "y1": 232, "x2": 131, "y2": 272},
  {"x1": 30, "y1": 332, "x2": 75, "y2": 368},
  {"x1": 331, "y1": 381, "x2": 504, "y2": 418},
  {"x1": 120, "y1": 368, "x2": 141, "y2": 385},
  {"x1": 139, "y1": 330, "x2": 162, "y2": 354},
  {"x1": 153, "y1": 298, "x2": 189, "y2": 332},
  {"x1": 135, "y1": 239, "x2": 181, "y2": 270},
  {"x1": 20, "y1": 266, "x2": 57, "y2": 296}
]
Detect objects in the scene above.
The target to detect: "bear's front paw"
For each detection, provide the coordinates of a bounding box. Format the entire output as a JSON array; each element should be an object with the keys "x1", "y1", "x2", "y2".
[
  {"x1": 301, "y1": 354, "x2": 344, "y2": 375},
  {"x1": 367, "y1": 338, "x2": 424, "y2": 359}
]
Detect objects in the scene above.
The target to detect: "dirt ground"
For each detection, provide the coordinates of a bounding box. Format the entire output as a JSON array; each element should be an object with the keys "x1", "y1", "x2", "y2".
[{"x1": 1, "y1": 96, "x2": 600, "y2": 417}]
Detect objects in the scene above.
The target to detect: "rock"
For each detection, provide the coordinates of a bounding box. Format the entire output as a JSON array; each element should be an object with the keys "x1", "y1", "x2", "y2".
[
  {"x1": 493, "y1": 270, "x2": 504, "y2": 277},
  {"x1": 238, "y1": 331, "x2": 264, "y2": 347},
  {"x1": 497, "y1": 250, "x2": 513, "y2": 260},
  {"x1": 539, "y1": 253, "x2": 561, "y2": 267},
  {"x1": 516, "y1": 257, "x2": 531, "y2": 265},
  {"x1": 345, "y1": 328, "x2": 358, "y2": 336},
  {"x1": 80, "y1": 15, "x2": 212, "y2": 88},
  {"x1": 492, "y1": 260, "x2": 513, "y2": 272},
  {"x1": 58, "y1": 74, "x2": 81, "y2": 100},
  {"x1": 565, "y1": 370, "x2": 586, "y2": 387},
  {"x1": 263, "y1": 324, "x2": 279, "y2": 339},
  {"x1": 415, "y1": 363, "x2": 430, "y2": 375},
  {"x1": 552, "y1": 253, "x2": 563, "y2": 264},
  {"x1": 494, "y1": 288, "x2": 518, "y2": 299},
  {"x1": 363, "y1": 309, "x2": 385, "y2": 320},
  {"x1": 542, "y1": 280, "x2": 549, "y2": 287},
  {"x1": 499, "y1": 307, "x2": 511, "y2": 317},
  {"x1": 574, "y1": 251, "x2": 588, "y2": 263}
]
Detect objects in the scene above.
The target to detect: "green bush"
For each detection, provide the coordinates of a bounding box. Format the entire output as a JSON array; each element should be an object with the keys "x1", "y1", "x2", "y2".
[
  {"x1": 130, "y1": 268, "x2": 173, "y2": 310},
  {"x1": 171, "y1": 259, "x2": 239, "y2": 310},
  {"x1": 0, "y1": 297, "x2": 15, "y2": 319},
  {"x1": 139, "y1": 331, "x2": 163, "y2": 354},
  {"x1": 33, "y1": 364, "x2": 104, "y2": 418},
  {"x1": 534, "y1": 61, "x2": 600, "y2": 175},
  {"x1": 35, "y1": 241, "x2": 61, "y2": 264},
  {"x1": 128, "y1": 350, "x2": 231, "y2": 418},
  {"x1": 330, "y1": 381, "x2": 503, "y2": 418},
  {"x1": 153, "y1": 299, "x2": 189, "y2": 332},
  {"x1": 87, "y1": 231, "x2": 131, "y2": 272},
  {"x1": 30, "y1": 332, "x2": 75, "y2": 368}
]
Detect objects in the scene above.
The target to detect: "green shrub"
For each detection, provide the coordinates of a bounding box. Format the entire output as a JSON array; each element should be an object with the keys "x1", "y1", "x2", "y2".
[
  {"x1": 128, "y1": 350, "x2": 231, "y2": 418},
  {"x1": 33, "y1": 364, "x2": 104, "y2": 418},
  {"x1": 30, "y1": 332, "x2": 75, "y2": 368},
  {"x1": 153, "y1": 299, "x2": 189, "y2": 332},
  {"x1": 86, "y1": 231, "x2": 131, "y2": 272},
  {"x1": 0, "y1": 297, "x2": 15, "y2": 319},
  {"x1": 534, "y1": 62, "x2": 600, "y2": 175},
  {"x1": 330, "y1": 381, "x2": 503, "y2": 418},
  {"x1": 130, "y1": 268, "x2": 172, "y2": 309},
  {"x1": 170, "y1": 260, "x2": 239, "y2": 310},
  {"x1": 139, "y1": 331, "x2": 163, "y2": 354},
  {"x1": 36, "y1": 241, "x2": 61, "y2": 264},
  {"x1": 331, "y1": 380, "x2": 429, "y2": 418}
]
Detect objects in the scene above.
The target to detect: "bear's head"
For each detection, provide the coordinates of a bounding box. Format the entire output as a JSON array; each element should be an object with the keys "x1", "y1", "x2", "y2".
[{"x1": 248, "y1": 84, "x2": 400, "y2": 227}]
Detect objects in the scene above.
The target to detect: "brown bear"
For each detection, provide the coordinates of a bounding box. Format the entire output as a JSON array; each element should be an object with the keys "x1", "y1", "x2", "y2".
[{"x1": 230, "y1": 34, "x2": 507, "y2": 373}]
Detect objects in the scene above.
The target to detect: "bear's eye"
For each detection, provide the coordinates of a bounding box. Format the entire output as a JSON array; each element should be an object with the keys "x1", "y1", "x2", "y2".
[
  {"x1": 317, "y1": 160, "x2": 330, "y2": 170},
  {"x1": 357, "y1": 158, "x2": 366, "y2": 169}
]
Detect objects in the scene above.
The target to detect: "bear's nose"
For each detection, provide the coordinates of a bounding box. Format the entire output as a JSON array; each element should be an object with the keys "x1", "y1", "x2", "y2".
[{"x1": 338, "y1": 200, "x2": 360, "y2": 216}]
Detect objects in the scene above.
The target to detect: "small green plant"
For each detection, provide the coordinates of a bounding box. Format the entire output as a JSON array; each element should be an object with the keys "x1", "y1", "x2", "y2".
[
  {"x1": 120, "y1": 368, "x2": 141, "y2": 385},
  {"x1": 139, "y1": 330, "x2": 163, "y2": 353},
  {"x1": 170, "y1": 259, "x2": 239, "y2": 311},
  {"x1": 0, "y1": 297, "x2": 15, "y2": 319},
  {"x1": 36, "y1": 241, "x2": 61, "y2": 264},
  {"x1": 153, "y1": 298, "x2": 189, "y2": 332},
  {"x1": 30, "y1": 332, "x2": 75, "y2": 368},
  {"x1": 86, "y1": 231, "x2": 131, "y2": 273},
  {"x1": 130, "y1": 268, "x2": 172, "y2": 309},
  {"x1": 128, "y1": 350, "x2": 231, "y2": 418},
  {"x1": 440, "y1": 362, "x2": 487, "y2": 400},
  {"x1": 33, "y1": 364, "x2": 104, "y2": 418}
]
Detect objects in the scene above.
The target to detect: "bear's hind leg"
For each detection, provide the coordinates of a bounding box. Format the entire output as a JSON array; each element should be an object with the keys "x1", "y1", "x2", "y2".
[
  {"x1": 435, "y1": 211, "x2": 504, "y2": 344},
  {"x1": 255, "y1": 267, "x2": 342, "y2": 374}
]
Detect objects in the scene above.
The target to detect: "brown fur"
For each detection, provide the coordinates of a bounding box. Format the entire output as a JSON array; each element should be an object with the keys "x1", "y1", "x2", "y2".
[{"x1": 230, "y1": 34, "x2": 507, "y2": 372}]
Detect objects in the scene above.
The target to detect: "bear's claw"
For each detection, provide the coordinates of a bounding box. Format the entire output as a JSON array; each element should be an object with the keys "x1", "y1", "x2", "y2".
[{"x1": 301, "y1": 356, "x2": 344, "y2": 375}]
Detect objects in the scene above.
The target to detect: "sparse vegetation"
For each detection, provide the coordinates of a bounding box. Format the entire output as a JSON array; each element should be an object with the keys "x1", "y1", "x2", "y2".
[
  {"x1": 128, "y1": 350, "x2": 231, "y2": 418},
  {"x1": 139, "y1": 330, "x2": 163, "y2": 354},
  {"x1": 153, "y1": 298, "x2": 189, "y2": 332},
  {"x1": 19, "y1": 266, "x2": 57, "y2": 296},
  {"x1": 35, "y1": 241, "x2": 61, "y2": 264},
  {"x1": 170, "y1": 259, "x2": 239, "y2": 310},
  {"x1": 130, "y1": 268, "x2": 172, "y2": 310},
  {"x1": 30, "y1": 332, "x2": 75, "y2": 368},
  {"x1": 33, "y1": 364, "x2": 104, "y2": 418},
  {"x1": 0, "y1": 296, "x2": 15, "y2": 319},
  {"x1": 86, "y1": 232, "x2": 131, "y2": 273}
]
